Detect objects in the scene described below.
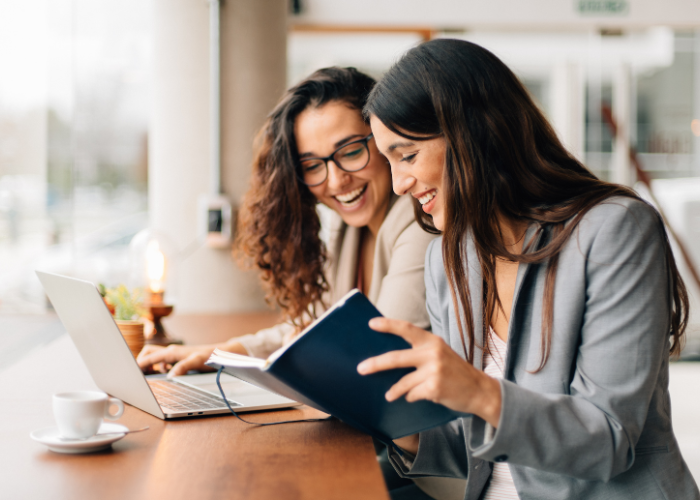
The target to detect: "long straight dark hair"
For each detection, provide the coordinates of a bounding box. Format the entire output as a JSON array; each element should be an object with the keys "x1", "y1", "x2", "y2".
[{"x1": 365, "y1": 39, "x2": 687, "y2": 369}]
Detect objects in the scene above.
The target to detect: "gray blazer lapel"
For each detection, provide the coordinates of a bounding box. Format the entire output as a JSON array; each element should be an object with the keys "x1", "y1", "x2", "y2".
[
  {"x1": 504, "y1": 224, "x2": 546, "y2": 379},
  {"x1": 465, "y1": 234, "x2": 485, "y2": 370},
  {"x1": 469, "y1": 224, "x2": 544, "y2": 374}
]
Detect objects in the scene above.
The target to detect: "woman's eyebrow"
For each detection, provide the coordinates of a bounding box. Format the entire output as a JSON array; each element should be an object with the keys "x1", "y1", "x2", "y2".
[
  {"x1": 299, "y1": 134, "x2": 365, "y2": 159},
  {"x1": 387, "y1": 140, "x2": 415, "y2": 153},
  {"x1": 333, "y1": 134, "x2": 364, "y2": 149}
]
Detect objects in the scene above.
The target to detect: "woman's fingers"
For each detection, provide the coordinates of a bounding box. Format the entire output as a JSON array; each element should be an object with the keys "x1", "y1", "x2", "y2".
[
  {"x1": 368, "y1": 317, "x2": 431, "y2": 346},
  {"x1": 404, "y1": 378, "x2": 445, "y2": 404},
  {"x1": 167, "y1": 352, "x2": 206, "y2": 377},
  {"x1": 382, "y1": 344, "x2": 453, "y2": 402},
  {"x1": 137, "y1": 344, "x2": 187, "y2": 370},
  {"x1": 384, "y1": 367, "x2": 430, "y2": 402},
  {"x1": 167, "y1": 360, "x2": 190, "y2": 378},
  {"x1": 358, "y1": 325, "x2": 446, "y2": 375},
  {"x1": 358, "y1": 345, "x2": 425, "y2": 375},
  {"x1": 358, "y1": 317, "x2": 436, "y2": 374},
  {"x1": 136, "y1": 345, "x2": 166, "y2": 369}
]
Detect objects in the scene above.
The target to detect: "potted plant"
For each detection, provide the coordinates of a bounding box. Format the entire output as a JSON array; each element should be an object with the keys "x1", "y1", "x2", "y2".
[
  {"x1": 98, "y1": 283, "x2": 116, "y2": 315},
  {"x1": 105, "y1": 285, "x2": 146, "y2": 358}
]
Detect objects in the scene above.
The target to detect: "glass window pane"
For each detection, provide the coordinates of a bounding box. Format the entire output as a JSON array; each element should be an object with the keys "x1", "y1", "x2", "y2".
[{"x1": 0, "y1": 0, "x2": 151, "y2": 315}]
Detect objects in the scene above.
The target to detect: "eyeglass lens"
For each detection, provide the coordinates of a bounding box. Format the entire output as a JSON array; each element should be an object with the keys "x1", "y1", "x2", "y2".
[{"x1": 300, "y1": 140, "x2": 370, "y2": 186}]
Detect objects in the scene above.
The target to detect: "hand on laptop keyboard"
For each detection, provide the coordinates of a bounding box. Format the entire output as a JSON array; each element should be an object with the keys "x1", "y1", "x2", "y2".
[{"x1": 137, "y1": 344, "x2": 218, "y2": 376}]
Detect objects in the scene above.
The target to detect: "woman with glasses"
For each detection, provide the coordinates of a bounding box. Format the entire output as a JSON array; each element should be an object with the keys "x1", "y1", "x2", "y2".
[
  {"x1": 357, "y1": 39, "x2": 699, "y2": 499},
  {"x1": 137, "y1": 66, "x2": 434, "y2": 390}
]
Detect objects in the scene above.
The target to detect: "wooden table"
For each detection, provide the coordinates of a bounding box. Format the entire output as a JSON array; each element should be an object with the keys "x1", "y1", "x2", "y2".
[{"x1": 0, "y1": 313, "x2": 390, "y2": 500}]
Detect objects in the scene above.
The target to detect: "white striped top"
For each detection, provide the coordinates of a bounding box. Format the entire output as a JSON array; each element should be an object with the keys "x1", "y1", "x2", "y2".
[{"x1": 482, "y1": 328, "x2": 520, "y2": 500}]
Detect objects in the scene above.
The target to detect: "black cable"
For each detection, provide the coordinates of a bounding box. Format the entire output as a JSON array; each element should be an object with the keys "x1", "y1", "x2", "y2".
[{"x1": 215, "y1": 366, "x2": 332, "y2": 426}]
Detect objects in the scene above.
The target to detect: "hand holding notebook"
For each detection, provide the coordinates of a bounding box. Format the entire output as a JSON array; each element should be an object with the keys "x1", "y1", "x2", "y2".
[{"x1": 206, "y1": 289, "x2": 464, "y2": 445}]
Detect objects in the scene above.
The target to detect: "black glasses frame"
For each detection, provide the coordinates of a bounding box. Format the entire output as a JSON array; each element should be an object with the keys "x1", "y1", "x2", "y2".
[{"x1": 297, "y1": 133, "x2": 374, "y2": 187}]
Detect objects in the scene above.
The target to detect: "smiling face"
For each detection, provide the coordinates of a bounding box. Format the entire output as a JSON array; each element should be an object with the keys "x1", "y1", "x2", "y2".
[
  {"x1": 369, "y1": 116, "x2": 448, "y2": 231},
  {"x1": 295, "y1": 101, "x2": 392, "y2": 235}
]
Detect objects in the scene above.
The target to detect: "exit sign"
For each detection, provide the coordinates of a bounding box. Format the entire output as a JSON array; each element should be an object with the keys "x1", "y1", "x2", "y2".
[{"x1": 577, "y1": 0, "x2": 629, "y2": 15}]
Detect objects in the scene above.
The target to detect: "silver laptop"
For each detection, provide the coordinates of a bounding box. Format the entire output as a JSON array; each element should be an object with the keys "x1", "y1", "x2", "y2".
[{"x1": 36, "y1": 270, "x2": 299, "y2": 419}]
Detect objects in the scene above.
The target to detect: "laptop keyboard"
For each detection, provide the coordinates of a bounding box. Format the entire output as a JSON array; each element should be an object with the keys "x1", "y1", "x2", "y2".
[{"x1": 148, "y1": 379, "x2": 241, "y2": 412}]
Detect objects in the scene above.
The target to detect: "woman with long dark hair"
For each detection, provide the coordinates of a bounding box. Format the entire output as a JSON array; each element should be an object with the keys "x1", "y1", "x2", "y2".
[{"x1": 359, "y1": 39, "x2": 699, "y2": 499}]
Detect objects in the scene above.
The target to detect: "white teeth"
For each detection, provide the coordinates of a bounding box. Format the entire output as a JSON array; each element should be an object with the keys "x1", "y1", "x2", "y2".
[
  {"x1": 334, "y1": 186, "x2": 366, "y2": 205},
  {"x1": 418, "y1": 190, "x2": 436, "y2": 205}
]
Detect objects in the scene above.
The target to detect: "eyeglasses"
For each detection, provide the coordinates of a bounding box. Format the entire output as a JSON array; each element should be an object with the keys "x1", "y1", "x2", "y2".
[{"x1": 298, "y1": 134, "x2": 374, "y2": 187}]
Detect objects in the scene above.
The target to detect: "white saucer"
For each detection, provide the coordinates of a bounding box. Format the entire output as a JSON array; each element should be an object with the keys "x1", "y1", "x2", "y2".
[{"x1": 30, "y1": 422, "x2": 129, "y2": 454}]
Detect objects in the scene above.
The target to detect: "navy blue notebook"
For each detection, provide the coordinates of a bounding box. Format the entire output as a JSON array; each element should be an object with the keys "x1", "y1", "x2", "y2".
[{"x1": 205, "y1": 289, "x2": 463, "y2": 445}]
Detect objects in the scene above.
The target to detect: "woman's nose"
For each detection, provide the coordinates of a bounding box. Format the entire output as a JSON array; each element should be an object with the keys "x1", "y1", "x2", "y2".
[
  {"x1": 392, "y1": 164, "x2": 415, "y2": 196},
  {"x1": 326, "y1": 161, "x2": 350, "y2": 190}
]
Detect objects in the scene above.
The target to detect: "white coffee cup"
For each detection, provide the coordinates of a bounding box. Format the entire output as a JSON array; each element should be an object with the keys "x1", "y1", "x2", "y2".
[{"x1": 53, "y1": 391, "x2": 125, "y2": 439}]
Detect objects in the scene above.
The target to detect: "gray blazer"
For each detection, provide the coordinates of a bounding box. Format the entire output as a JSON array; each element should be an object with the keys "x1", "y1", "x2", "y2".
[{"x1": 390, "y1": 197, "x2": 699, "y2": 499}]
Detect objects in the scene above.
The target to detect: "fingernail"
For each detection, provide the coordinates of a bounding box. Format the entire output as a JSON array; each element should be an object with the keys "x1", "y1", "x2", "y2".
[
  {"x1": 357, "y1": 362, "x2": 368, "y2": 374},
  {"x1": 368, "y1": 318, "x2": 380, "y2": 328}
]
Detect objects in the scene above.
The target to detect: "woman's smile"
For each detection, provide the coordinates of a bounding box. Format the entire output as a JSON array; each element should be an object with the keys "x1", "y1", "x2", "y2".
[
  {"x1": 415, "y1": 188, "x2": 437, "y2": 214},
  {"x1": 295, "y1": 101, "x2": 392, "y2": 235},
  {"x1": 333, "y1": 184, "x2": 368, "y2": 208}
]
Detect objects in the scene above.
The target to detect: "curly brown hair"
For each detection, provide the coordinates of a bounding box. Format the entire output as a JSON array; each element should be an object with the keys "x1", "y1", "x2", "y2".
[{"x1": 236, "y1": 67, "x2": 377, "y2": 325}]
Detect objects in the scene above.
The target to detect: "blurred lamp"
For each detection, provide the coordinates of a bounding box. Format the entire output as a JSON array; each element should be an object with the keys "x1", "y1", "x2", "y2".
[
  {"x1": 129, "y1": 230, "x2": 180, "y2": 346},
  {"x1": 145, "y1": 239, "x2": 167, "y2": 304}
]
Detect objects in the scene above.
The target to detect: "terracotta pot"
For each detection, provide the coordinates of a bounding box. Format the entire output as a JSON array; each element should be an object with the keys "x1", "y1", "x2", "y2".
[
  {"x1": 103, "y1": 298, "x2": 115, "y2": 315},
  {"x1": 116, "y1": 320, "x2": 145, "y2": 358}
]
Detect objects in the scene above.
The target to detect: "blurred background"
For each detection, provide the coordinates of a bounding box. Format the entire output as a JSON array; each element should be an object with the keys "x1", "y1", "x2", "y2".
[{"x1": 1, "y1": 0, "x2": 699, "y2": 327}]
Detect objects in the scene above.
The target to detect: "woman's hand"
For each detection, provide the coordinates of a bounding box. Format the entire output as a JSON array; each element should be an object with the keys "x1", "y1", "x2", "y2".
[
  {"x1": 357, "y1": 318, "x2": 502, "y2": 428},
  {"x1": 137, "y1": 344, "x2": 218, "y2": 377},
  {"x1": 138, "y1": 338, "x2": 251, "y2": 377}
]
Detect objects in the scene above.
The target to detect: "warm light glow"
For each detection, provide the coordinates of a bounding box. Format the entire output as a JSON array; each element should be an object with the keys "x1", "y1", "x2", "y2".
[
  {"x1": 146, "y1": 240, "x2": 166, "y2": 293},
  {"x1": 692, "y1": 119, "x2": 700, "y2": 137}
]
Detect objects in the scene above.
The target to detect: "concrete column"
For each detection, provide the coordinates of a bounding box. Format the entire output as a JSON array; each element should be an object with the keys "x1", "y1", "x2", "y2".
[
  {"x1": 611, "y1": 62, "x2": 633, "y2": 186},
  {"x1": 220, "y1": 0, "x2": 288, "y2": 203},
  {"x1": 150, "y1": 0, "x2": 287, "y2": 313},
  {"x1": 550, "y1": 61, "x2": 584, "y2": 162}
]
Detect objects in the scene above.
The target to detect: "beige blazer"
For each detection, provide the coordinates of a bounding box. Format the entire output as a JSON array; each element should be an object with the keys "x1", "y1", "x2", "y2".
[{"x1": 237, "y1": 194, "x2": 437, "y2": 359}]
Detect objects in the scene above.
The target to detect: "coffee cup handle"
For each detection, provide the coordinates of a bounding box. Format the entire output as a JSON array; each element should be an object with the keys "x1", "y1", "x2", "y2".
[{"x1": 104, "y1": 397, "x2": 125, "y2": 420}]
